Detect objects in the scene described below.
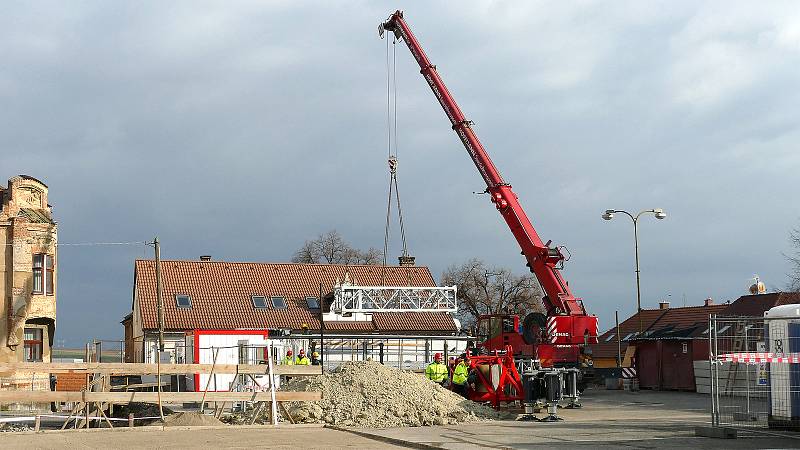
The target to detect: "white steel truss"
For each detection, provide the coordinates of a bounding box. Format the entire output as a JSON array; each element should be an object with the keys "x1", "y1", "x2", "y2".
[{"x1": 332, "y1": 285, "x2": 457, "y2": 313}]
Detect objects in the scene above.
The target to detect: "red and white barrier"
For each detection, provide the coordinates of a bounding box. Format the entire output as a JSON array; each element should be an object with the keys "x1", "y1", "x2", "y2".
[{"x1": 718, "y1": 352, "x2": 800, "y2": 364}]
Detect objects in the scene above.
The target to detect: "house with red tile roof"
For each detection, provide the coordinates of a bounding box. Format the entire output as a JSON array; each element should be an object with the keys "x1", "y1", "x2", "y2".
[
  {"x1": 122, "y1": 259, "x2": 461, "y2": 363},
  {"x1": 591, "y1": 292, "x2": 800, "y2": 392}
]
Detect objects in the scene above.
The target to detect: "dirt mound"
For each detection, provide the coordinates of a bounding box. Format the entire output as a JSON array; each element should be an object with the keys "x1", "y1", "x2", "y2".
[
  {"x1": 109, "y1": 402, "x2": 174, "y2": 426},
  {"x1": 284, "y1": 360, "x2": 507, "y2": 427},
  {"x1": 163, "y1": 412, "x2": 224, "y2": 427}
]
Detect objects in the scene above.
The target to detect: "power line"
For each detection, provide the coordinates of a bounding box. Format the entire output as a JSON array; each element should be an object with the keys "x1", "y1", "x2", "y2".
[{"x1": 0, "y1": 241, "x2": 149, "y2": 247}]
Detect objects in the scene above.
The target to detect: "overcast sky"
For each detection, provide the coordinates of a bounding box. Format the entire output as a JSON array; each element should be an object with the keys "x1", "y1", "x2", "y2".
[{"x1": 2, "y1": 1, "x2": 799, "y2": 347}]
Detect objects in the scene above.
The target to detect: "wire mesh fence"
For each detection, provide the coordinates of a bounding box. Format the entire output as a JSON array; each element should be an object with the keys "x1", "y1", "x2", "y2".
[{"x1": 709, "y1": 314, "x2": 800, "y2": 436}]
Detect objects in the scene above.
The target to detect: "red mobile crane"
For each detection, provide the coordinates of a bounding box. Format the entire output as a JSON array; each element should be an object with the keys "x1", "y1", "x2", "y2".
[{"x1": 379, "y1": 11, "x2": 599, "y2": 385}]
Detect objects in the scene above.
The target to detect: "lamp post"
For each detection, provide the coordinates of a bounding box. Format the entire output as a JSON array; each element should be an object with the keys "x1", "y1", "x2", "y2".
[{"x1": 602, "y1": 208, "x2": 666, "y2": 333}]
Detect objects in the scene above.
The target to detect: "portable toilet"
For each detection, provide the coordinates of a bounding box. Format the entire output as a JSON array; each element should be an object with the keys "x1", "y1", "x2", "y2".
[{"x1": 764, "y1": 304, "x2": 800, "y2": 430}]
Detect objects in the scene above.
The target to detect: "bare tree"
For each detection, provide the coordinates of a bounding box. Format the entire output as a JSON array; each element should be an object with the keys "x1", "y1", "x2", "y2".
[
  {"x1": 292, "y1": 240, "x2": 317, "y2": 264},
  {"x1": 352, "y1": 247, "x2": 382, "y2": 265},
  {"x1": 789, "y1": 225, "x2": 800, "y2": 291},
  {"x1": 292, "y1": 230, "x2": 382, "y2": 265},
  {"x1": 441, "y1": 258, "x2": 544, "y2": 331}
]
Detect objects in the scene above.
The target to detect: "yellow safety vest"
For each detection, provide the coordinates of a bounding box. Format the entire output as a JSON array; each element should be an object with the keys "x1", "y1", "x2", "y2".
[
  {"x1": 283, "y1": 356, "x2": 295, "y2": 365},
  {"x1": 452, "y1": 362, "x2": 468, "y2": 385},
  {"x1": 425, "y1": 361, "x2": 448, "y2": 383},
  {"x1": 296, "y1": 356, "x2": 311, "y2": 365}
]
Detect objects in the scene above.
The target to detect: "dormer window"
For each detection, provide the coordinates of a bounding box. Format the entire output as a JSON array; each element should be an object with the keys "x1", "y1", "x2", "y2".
[
  {"x1": 252, "y1": 295, "x2": 269, "y2": 309},
  {"x1": 306, "y1": 297, "x2": 320, "y2": 309},
  {"x1": 175, "y1": 295, "x2": 192, "y2": 308},
  {"x1": 271, "y1": 296, "x2": 287, "y2": 309}
]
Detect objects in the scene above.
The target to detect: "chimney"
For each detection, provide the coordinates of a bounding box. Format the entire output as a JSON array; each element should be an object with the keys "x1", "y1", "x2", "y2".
[
  {"x1": 704, "y1": 297, "x2": 714, "y2": 307},
  {"x1": 659, "y1": 301, "x2": 670, "y2": 310},
  {"x1": 398, "y1": 255, "x2": 415, "y2": 267},
  {"x1": 200, "y1": 255, "x2": 211, "y2": 261}
]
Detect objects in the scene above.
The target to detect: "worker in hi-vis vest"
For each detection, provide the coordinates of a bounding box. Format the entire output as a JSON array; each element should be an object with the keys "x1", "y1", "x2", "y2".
[
  {"x1": 451, "y1": 355, "x2": 469, "y2": 397},
  {"x1": 295, "y1": 349, "x2": 311, "y2": 365},
  {"x1": 283, "y1": 349, "x2": 295, "y2": 365},
  {"x1": 425, "y1": 353, "x2": 449, "y2": 385}
]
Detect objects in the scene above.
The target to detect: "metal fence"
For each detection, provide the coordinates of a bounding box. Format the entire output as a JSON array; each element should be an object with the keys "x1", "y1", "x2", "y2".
[{"x1": 709, "y1": 315, "x2": 800, "y2": 435}]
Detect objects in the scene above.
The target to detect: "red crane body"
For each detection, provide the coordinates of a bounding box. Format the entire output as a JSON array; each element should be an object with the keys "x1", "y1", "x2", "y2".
[{"x1": 380, "y1": 11, "x2": 598, "y2": 357}]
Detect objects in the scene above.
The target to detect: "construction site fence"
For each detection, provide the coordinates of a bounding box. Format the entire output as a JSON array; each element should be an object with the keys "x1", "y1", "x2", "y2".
[{"x1": 708, "y1": 314, "x2": 800, "y2": 438}]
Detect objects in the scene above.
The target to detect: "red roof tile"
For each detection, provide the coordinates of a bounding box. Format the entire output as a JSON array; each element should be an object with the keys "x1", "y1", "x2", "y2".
[
  {"x1": 135, "y1": 260, "x2": 442, "y2": 332},
  {"x1": 591, "y1": 304, "x2": 727, "y2": 359},
  {"x1": 592, "y1": 308, "x2": 668, "y2": 359},
  {"x1": 649, "y1": 304, "x2": 728, "y2": 332},
  {"x1": 372, "y1": 312, "x2": 457, "y2": 333},
  {"x1": 720, "y1": 292, "x2": 800, "y2": 317},
  {"x1": 323, "y1": 321, "x2": 375, "y2": 332}
]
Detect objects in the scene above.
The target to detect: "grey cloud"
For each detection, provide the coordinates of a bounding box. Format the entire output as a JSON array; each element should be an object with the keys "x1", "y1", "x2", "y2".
[{"x1": 1, "y1": 1, "x2": 798, "y2": 345}]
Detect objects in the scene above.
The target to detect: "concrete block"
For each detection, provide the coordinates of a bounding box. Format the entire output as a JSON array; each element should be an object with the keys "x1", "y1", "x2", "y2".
[{"x1": 694, "y1": 425, "x2": 737, "y2": 439}]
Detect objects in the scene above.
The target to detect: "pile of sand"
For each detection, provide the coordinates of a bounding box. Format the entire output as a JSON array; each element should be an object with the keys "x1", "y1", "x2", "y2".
[
  {"x1": 163, "y1": 412, "x2": 224, "y2": 427},
  {"x1": 284, "y1": 360, "x2": 506, "y2": 427}
]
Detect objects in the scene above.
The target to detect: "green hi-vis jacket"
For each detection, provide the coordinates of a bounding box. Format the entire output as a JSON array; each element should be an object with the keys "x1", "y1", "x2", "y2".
[{"x1": 425, "y1": 361, "x2": 448, "y2": 383}]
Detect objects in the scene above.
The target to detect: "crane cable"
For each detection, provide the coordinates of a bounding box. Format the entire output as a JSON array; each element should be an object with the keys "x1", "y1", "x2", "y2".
[{"x1": 382, "y1": 37, "x2": 409, "y2": 273}]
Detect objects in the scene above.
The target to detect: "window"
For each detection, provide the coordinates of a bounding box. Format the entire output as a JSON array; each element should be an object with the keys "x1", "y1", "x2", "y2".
[
  {"x1": 46, "y1": 256, "x2": 54, "y2": 295},
  {"x1": 24, "y1": 328, "x2": 43, "y2": 362},
  {"x1": 33, "y1": 255, "x2": 42, "y2": 293},
  {"x1": 489, "y1": 317, "x2": 502, "y2": 340},
  {"x1": 305, "y1": 297, "x2": 320, "y2": 309},
  {"x1": 477, "y1": 319, "x2": 489, "y2": 343},
  {"x1": 502, "y1": 317, "x2": 516, "y2": 333},
  {"x1": 270, "y1": 296, "x2": 287, "y2": 309},
  {"x1": 32, "y1": 254, "x2": 54, "y2": 295},
  {"x1": 605, "y1": 334, "x2": 616, "y2": 342},
  {"x1": 175, "y1": 295, "x2": 192, "y2": 308},
  {"x1": 252, "y1": 296, "x2": 269, "y2": 309},
  {"x1": 238, "y1": 340, "x2": 249, "y2": 364},
  {"x1": 623, "y1": 332, "x2": 637, "y2": 341}
]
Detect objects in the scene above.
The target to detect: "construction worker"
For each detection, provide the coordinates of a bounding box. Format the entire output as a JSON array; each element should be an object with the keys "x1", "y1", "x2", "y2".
[
  {"x1": 425, "y1": 353, "x2": 449, "y2": 386},
  {"x1": 311, "y1": 351, "x2": 321, "y2": 366},
  {"x1": 451, "y1": 355, "x2": 469, "y2": 397},
  {"x1": 283, "y1": 349, "x2": 295, "y2": 365},
  {"x1": 296, "y1": 349, "x2": 311, "y2": 365}
]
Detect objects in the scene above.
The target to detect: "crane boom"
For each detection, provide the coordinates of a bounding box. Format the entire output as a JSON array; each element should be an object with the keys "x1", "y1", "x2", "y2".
[{"x1": 381, "y1": 11, "x2": 593, "y2": 316}]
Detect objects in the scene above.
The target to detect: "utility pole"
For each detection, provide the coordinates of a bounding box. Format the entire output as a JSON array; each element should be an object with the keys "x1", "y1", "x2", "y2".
[
  {"x1": 319, "y1": 283, "x2": 325, "y2": 374},
  {"x1": 615, "y1": 311, "x2": 621, "y2": 368},
  {"x1": 154, "y1": 237, "x2": 165, "y2": 352}
]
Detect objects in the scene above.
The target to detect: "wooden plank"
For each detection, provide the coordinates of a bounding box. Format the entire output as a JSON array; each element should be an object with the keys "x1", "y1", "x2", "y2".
[
  {"x1": 0, "y1": 390, "x2": 321, "y2": 403},
  {"x1": 0, "y1": 363, "x2": 320, "y2": 376}
]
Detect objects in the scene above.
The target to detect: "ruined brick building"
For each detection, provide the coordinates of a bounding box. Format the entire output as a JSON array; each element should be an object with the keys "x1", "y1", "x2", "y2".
[{"x1": 0, "y1": 175, "x2": 57, "y2": 367}]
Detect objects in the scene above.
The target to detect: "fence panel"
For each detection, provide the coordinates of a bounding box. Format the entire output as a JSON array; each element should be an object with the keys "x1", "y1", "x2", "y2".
[{"x1": 710, "y1": 315, "x2": 800, "y2": 436}]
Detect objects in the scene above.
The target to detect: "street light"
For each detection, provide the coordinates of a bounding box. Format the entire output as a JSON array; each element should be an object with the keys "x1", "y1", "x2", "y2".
[{"x1": 602, "y1": 208, "x2": 666, "y2": 333}]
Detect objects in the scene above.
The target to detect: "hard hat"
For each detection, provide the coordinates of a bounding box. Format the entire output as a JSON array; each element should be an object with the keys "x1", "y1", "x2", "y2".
[
  {"x1": 299, "y1": 349, "x2": 305, "y2": 355},
  {"x1": 434, "y1": 353, "x2": 442, "y2": 361},
  {"x1": 312, "y1": 352, "x2": 320, "y2": 357},
  {"x1": 286, "y1": 349, "x2": 293, "y2": 356}
]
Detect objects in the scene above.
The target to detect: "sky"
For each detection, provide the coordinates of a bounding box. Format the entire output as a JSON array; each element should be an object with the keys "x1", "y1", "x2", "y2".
[{"x1": 2, "y1": 1, "x2": 799, "y2": 347}]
